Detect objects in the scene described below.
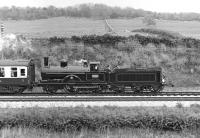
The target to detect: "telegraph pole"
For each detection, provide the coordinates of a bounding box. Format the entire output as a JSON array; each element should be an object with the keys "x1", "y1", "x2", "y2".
[
  {"x1": 0, "y1": 22, "x2": 4, "y2": 59},
  {"x1": 0, "y1": 23, "x2": 4, "y2": 38}
]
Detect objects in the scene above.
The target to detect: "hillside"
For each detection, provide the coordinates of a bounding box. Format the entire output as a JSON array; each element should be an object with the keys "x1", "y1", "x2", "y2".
[
  {"x1": 1, "y1": 28, "x2": 197, "y2": 86},
  {"x1": 2, "y1": 17, "x2": 200, "y2": 86}
]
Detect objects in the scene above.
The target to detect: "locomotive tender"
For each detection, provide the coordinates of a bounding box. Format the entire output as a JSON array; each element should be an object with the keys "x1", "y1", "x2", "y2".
[{"x1": 0, "y1": 57, "x2": 165, "y2": 94}]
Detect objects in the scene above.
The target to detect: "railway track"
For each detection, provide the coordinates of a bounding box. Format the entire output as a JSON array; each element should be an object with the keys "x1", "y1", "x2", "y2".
[
  {"x1": 0, "y1": 91, "x2": 200, "y2": 96},
  {"x1": 0, "y1": 91, "x2": 199, "y2": 101},
  {"x1": 0, "y1": 95, "x2": 200, "y2": 101}
]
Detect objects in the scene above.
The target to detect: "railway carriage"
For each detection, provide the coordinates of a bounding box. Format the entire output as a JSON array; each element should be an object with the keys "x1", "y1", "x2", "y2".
[{"x1": 0, "y1": 59, "x2": 35, "y2": 93}]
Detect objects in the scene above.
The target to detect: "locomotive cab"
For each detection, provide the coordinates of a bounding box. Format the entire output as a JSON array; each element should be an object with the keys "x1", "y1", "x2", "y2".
[{"x1": 90, "y1": 62, "x2": 100, "y2": 72}]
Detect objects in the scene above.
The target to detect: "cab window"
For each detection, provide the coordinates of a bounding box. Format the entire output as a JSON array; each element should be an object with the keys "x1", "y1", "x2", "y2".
[
  {"x1": 0, "y1": 68, "x2": 5, "y2": 77},
  {"x1": 11, "y1": 68, "x2": 17, "y2": 77}
]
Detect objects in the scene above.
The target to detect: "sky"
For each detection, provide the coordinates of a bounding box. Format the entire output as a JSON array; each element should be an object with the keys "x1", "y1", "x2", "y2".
[{"x1": 0, "y1": 0, "x2": 200, "y2": 13}]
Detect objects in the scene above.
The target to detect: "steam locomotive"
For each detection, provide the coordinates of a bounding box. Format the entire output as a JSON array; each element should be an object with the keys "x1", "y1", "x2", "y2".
[{"x1": 0, "y1": 57, "x2": 165, "y2": 94}]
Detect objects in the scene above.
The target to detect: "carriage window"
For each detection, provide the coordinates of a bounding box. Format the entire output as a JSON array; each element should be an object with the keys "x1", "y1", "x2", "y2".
[
  {"x1": 20, "y1": 69, "x2": 25, "y2": 76},
  {"x1": 0, "y1": 68, "x2": 5, "y2": 77},
  {"x1": 11, "y1": 68, "x2": 17, "y2": 77}
]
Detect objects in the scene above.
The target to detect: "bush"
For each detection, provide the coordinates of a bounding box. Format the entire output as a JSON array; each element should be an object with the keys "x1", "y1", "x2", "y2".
[{"x1": 0, "y1": 106, "x2": 199, "y2": 132}]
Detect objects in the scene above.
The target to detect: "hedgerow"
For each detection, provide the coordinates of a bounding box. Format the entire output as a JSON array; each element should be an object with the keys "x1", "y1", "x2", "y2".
[
  {"x1": 32, "y1": 32, "x2": 200, "y2": 48},
  {"x1": 130, "y1": 34, "x2": 177, "y2": 47},
  {"x1": 70, "y1": 33, "x2": 200, "y2": 48},
  {"x1": 0, "y1": 106, "x2": 200, "y2": 132},
  {"x1": 71, "y1": 34, "x2": 126, "y2": 45},
  {"x1": 132, "y1": 28, "x2": 182, "y2": 39}
]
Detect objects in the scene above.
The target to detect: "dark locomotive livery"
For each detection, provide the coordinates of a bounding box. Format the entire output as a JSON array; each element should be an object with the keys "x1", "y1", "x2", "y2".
[
  {"x1": 40, "y1": 57, "x2": 109, "y2": 93},
  {"x1": 109, "y1": 68, "x2": 163, "y2": 93},
  {"x1": 0, "y1": 57, "x2": 165, "y2": 94}
]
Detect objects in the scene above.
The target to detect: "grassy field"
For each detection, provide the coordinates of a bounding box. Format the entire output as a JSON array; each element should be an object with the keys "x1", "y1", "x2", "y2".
[{"x1": 3, "y1": 17, "x2": 200, "y2": 38}]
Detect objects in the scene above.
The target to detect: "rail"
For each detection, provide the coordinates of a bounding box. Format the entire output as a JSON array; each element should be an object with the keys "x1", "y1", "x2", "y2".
[{"x1": 0, "y1": 95, "x2": 199, "y2": 101}]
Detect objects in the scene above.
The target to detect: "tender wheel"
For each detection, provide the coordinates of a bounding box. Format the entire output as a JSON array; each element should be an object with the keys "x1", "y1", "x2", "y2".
[
  {"x1": 149, "y1": 86, "x2": 156, "y2": 93},
  {"x1": 131, "y1": 86, "x2": 140, "y2": 93},
  {"x1": 140, "y1": 86, "x2": 149, "y2": 93}
]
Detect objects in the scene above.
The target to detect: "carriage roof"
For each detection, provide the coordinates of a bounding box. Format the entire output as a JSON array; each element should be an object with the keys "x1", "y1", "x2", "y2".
[{"x1": 0, "y1": 59, "x2": 32, "y2": 66}]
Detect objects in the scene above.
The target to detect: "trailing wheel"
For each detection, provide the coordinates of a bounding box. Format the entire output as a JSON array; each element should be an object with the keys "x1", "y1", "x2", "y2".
[
  {"x1": 116, "y1": 86, "x2": 125, "y2": 93},
  {"x1": 131, "y1": 86, "x2": 140, "y2": 93}
]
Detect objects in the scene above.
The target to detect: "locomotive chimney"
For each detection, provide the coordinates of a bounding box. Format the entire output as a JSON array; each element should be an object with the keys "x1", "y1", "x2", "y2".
[{"x1": 43, "y1": 57, "x2": 49, "y2": 68}]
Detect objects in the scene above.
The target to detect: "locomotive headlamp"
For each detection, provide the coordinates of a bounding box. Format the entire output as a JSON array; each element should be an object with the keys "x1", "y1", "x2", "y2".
[
  {"x1": 162, "y1": 78, "x2": 165, "y2": 83},
  {"x1": 162, "y1": 74, "x2": 166, "y2": 83}
]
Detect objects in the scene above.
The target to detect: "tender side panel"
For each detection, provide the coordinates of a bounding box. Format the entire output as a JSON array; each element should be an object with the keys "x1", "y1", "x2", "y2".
[
  {"x1": 117, "y1": 73, "x2": 156, "y2": 82},
  {"x1": 110, "y1": 70, "x2": 162, "y2": 83}
]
